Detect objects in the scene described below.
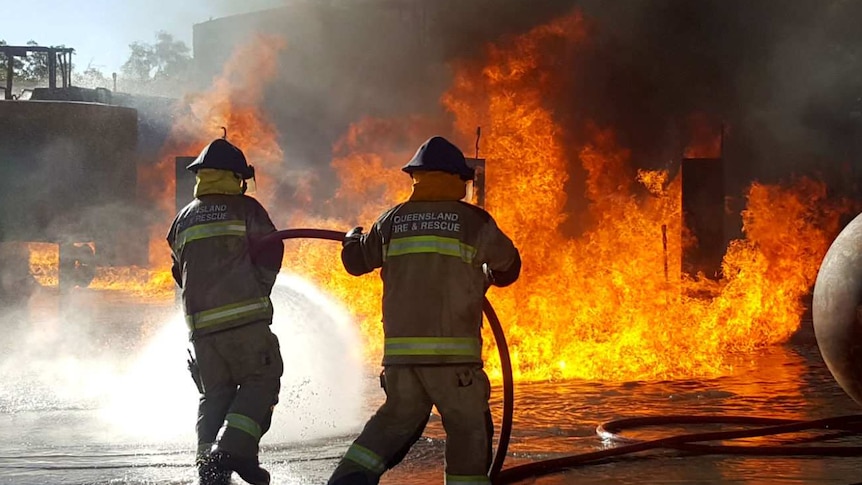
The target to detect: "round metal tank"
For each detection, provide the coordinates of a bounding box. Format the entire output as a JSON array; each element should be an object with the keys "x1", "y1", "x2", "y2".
[
  {"x1": 0, "y1": 100, "x2": 142, "y2": 269},
  {"x1": 812, "y1": 211, "x2": 862, "y2": 408}
]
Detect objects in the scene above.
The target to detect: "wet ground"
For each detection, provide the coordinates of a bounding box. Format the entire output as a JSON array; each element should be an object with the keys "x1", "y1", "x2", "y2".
[{"x1": 1, "y1": 279, "x2": 861, "y2": 485}]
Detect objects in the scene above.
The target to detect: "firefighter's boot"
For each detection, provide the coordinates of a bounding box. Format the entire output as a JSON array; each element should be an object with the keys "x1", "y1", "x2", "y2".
[
  {"x1": 213, "y1": 450, "x2": 270, "y2": 485},
  {"x1": 197, "y1": 454, "x2": 231, "y2": 485}
]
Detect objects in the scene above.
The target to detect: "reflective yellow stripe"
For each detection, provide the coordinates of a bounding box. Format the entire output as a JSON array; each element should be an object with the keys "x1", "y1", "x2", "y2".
[
  {"x1": 185, "y1": 297, "x2": 271, "y2": 332},
  {"x1": 174, "y1": 220, "x2": 246, "y2": 252},
  {"x1": 225, "y1": 413, "x2": 262, "y2": 440},
  {"x1": 446, "y1": 474, "x2": 491, "y2": 484},
  {"x1": 384, "y1": 337, "x2": 481, "y2": 358},
  {"x1": 384, "y1": 235, "x2": 476, "y2": 263},
  {"x1": 344, "y1": 443, "x2": 386, "y2": 474}
]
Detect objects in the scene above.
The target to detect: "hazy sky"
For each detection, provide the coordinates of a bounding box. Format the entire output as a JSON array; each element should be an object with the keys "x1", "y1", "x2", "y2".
[{"x1": 1, "y1": 0, "x2": 284, "y2": 73}]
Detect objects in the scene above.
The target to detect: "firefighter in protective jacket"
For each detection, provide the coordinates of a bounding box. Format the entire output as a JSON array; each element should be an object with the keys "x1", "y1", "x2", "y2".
[
  {"x1": 328, "y1": 136, "x2": 521, "y2": 485},
  {"x1": 166, "y1": 138, "x2": 284, "y2": 485}
]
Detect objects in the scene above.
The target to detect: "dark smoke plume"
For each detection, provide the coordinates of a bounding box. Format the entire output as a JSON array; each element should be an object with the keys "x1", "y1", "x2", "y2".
[{"x1": 190, "y1": 0, "x2": 862, "y2": 225}]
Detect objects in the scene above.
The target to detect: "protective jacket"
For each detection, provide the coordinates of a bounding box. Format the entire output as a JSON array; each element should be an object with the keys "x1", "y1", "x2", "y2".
[
  {"x1": 167, "y1": 193, "x2": 283, "y2": 340},
  {"x1": 342, "y1": 200, "x2": 520, "y2": 365}
]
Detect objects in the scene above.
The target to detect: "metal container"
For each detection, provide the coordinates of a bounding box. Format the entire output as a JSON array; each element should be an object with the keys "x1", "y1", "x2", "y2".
[
  {"x1": 812, "y1": 211, "x2": 862, "y2": 408},
  {"x1": 0, "y1": 100, "x2": 144, "y2": 289}
]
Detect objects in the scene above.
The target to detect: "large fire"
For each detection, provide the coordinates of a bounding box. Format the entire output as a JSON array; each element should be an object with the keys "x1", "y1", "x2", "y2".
[
  {"x1": 23, "y1": 12, "x2": 854, "y2": 383},
  {"x1": 283, "y1": 12, "x2": 852, "y2": 382}
]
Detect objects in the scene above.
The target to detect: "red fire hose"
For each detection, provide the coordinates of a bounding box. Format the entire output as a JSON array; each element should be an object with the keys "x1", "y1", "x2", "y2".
[{"x1": 260, "y1": 228, "x2": 862, "y2": 485}]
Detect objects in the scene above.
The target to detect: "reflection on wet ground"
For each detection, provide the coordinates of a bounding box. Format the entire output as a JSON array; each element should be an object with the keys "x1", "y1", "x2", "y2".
[{"x1": 0, "y1": 287, "x2": 861, "y2": 484}]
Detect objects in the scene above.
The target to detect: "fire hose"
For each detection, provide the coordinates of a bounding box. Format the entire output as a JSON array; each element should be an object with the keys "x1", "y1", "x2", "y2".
[{"x1": 260, "y1": 228, "x2": 862, "y2": 484}]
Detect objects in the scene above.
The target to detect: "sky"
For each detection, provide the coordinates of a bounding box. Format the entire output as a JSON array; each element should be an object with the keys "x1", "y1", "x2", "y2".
[{"x1": 1, "y1": 0, "x2": 285, "y2": 74}]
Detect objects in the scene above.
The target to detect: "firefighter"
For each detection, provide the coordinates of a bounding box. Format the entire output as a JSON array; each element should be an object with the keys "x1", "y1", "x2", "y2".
[
  {"x1": 328, "y1": 136, "x2": 521, "y2": 485},
  {"x1": 166, "y1": 137, "x2": 285, "y2": 485}
]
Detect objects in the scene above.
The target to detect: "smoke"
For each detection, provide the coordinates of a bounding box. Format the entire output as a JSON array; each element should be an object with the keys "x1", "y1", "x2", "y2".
[
  {"x1": 542, "y1": 1, "x2": 859, "y2": 187},
  {"x1": 0, "y1": 274, "x2": 365, "y2": 445},
  {"x1": 180, "y1": 0, "x2": 862, "y2": 224},
  {"x1": 521, "y1": 0, "x2": 862, "y2": 238},
  {"x1": 0, "y1": 287, "x2": 155, "y2": 417},
  {"x1": 0, "y1": 103, "x2": 152, "y2": 270},
  {"x1": 558, "y1": 0, "x2": 862, "y2": 176}
]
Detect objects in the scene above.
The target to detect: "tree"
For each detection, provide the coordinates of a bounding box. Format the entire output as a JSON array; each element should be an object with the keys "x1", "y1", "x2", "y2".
[
  {"x1": 122, "y1": 41, "x2": 156, "y2": 81},
  {"x1": 0, "y1": 40, "x2": 26, "y2": 83},
  {"x1": 151, "y1": 31, "x2": 191, "y2": 81},
  {"x1": 23, "y1": 40, "x2": 49, "y2": 82},
  {"x1": 72, "y1": 65, "x2": 111, "y2": 89},
  {"x1": 121, "y1": 31, "x2": 191, "y2": 83}
]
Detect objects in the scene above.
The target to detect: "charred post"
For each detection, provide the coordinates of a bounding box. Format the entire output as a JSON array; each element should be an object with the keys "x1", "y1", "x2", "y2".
[
  {"x1": 465, "y1": 157, "x2": 486, "y2": 207},
  {"x1": 47, "y1": 48, "x2": 57, "y2": 89},
  {"x1": 681, "y1": 156, "x2": 726, "y2": 280},
  {"x1": 4, "y1": 54, "x2": 12, "y2": 100}
]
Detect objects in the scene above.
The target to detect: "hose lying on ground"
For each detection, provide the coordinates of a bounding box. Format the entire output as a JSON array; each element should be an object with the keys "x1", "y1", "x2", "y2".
[
  {"x1": 496, "y1": 414, "x2": 862, "y2": 483},
  {"x1": 261, "y1": 228, "x2": 862, "y2": 485}
]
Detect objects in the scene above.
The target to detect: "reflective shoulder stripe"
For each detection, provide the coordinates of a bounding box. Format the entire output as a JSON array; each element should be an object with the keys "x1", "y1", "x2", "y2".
[
  {"x1": 384, "y1": 337, "x2": 481, "y2": 358},
  {"x1": 385, "y1": 235, "x2": 476, "y2": 263},
  {"x1": 185, "y1": 297, "x2": 271, "y2": 332},
  {"x1": 174, "y1": 219, "x2": 246, "y2": 252},
  {"x1": 446, "y1": 474, "x2": 491, "y2": 484},
  {"x1": 224, "y1": 413, "x2": 262, "y2": 440},
  {"x1": 344, "y1": 443, "x2": 386, "y2": 475}
]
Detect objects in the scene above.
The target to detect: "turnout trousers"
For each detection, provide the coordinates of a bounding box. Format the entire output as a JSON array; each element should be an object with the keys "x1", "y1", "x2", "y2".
[
  {"x1": 193, "y1": 321, "x2": 284, "y2": 462},
  {"x1": 328, "y1": 364, "x2": 493, "y2": 485}
]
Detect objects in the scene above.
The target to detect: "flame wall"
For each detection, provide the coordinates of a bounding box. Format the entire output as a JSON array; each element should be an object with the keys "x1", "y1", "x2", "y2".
[{"x1": 138, "y1": 5, "x2": 860, "y2": 383}]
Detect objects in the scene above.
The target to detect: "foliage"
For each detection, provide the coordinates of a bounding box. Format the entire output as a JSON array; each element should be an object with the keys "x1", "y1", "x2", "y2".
[
  {"x1": 0, "y1": 40, "x2": 72, "y2": 84},
  {"x1": 0, "y1": 40, "x2": 26, "y2": 83},
  {"x1": 121, "y1": 31, "x2": 191, "y2": 82},
  {"x1": 1, "y1": 32, "x2": 191, "y2": 96},
  {"x1": 72, "y1": 66, "x2": 112, "y2": 89}
]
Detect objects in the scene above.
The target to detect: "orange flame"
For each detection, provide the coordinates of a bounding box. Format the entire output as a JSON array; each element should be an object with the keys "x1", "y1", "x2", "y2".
[
  {"x1": 27, "y1": 242, "x2": 60, "y2": 287},
  {"x1": 287, "y1": 11, "x2": 852, "y2": 382},
  {"x1": 443, "y1": 12, "x2": 853, "y2": 381},
  {"x1": 141, "y1": 34, "x2": 289, "y2": 277},
  {"x1": 24, "y1": 242, "x2": 174, "y2": 297}
]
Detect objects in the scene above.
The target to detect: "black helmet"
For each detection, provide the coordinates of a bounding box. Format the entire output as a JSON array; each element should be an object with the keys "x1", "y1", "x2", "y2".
[
  {"x1": 401, "y1": 136, "x2": 475, "y2": 181},
  {"x1": 186, "y1": 138, "x2": 256, "y2": 180}
]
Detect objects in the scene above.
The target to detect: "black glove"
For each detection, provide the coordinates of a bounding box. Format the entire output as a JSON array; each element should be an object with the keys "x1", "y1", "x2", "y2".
[{"x1": 343, "y1": 226, "x2": 364, "y2": 247}]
